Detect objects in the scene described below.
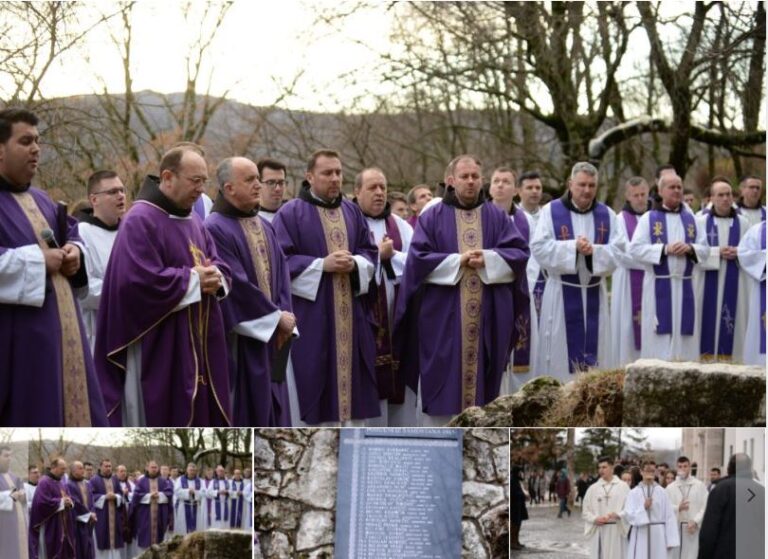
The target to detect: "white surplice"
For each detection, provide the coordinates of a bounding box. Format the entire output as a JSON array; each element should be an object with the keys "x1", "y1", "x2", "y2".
[
  {"x1": 77, "y1": 221, "x2": 118, "y2": 352},
  {"x1": 736, "y1": 221, "x2": 766, "y2": 365},
  {"x1": 582, "y1": 476, "x2": 630, "y2": 559},
  {"x1": 627, "y1": 210, "x2": 709, "y2": 361},
  {"x1": 623, "y1": 483, "x2": 679, "y2": 559},
  {"x1": 530, "y1": 202, "x2": 624, "y2": 378},
  {"x1": 665, "y1": 476, "x2": 708, "y2": 559},
  {"x1": 693, "y1": 213, "x2": 750, "y2": 361}
]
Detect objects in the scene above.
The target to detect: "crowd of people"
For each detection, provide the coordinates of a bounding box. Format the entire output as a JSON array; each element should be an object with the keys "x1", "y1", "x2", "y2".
[
  {"x1": 0, "y1": 444, "x2": 251, "y2": 559},
  {"x1": 0, "y1": 107, "x2": 765, "y2": 428},
  {"x1": 511, "y1": 453, "x2": 763, "y2": 558}
]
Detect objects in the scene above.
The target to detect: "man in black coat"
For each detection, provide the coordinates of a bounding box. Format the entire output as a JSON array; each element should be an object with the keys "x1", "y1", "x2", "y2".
[
  {"x1": 511, "y1": 465, "x2": 529, "y2": 551},
  {"x1": 698, "y1": 453, "x2": 764, "y2": 559}
]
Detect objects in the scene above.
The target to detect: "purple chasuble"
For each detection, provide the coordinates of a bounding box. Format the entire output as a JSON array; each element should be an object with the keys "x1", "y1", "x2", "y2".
[
  {"x1": 89, "y1": 475, "x2": 124, "y2": 551},
  {"x1": 550, "y1": 199, "x2": 611, "y2": 373},
  {"x1": 0, "y1": 472, "x2": 26, "y2": 559},
  {"x1": 192, "y1": 196, "x2": 207, "y2": 220},
  {"x1": 205, "y1": 208, "x2": 293, "y2": 427},
  {"x1": 65, "y1": 479, "x2": 95, "y2": 559},
  {"x1": 29, "y1": 474, "x2": 76, "y2": 559},
  {"x1": 0, "y1": 187, "x2": 108, "y2": 427},
  {"x1": 129, "y1": 475, "x2": 172, "y2": 548},
  {"x1": 272, "y1": 194, "x2": 380, "y2": 424},
  {"x1": 94, "y1": 182, "x2": 233, "y2": 427},
  {"x1": 649, "y1": 209, "x2": 697, "y2": 336},
  {"x1": 394, "y1": 199, "x2": 529, "y2": 415},
  {"x1": 229, "y1": 480, "x2": 245, "y2": 528},
  {"x1": 367, "y1": 212, "x2": 405, "y2": 402},
  {"x1": 700, "y1": 212, "x2": 741, "y2": 359},
  {"x1": 622, "y1": 209, "x2": 645, "y2": 350},
  {"x1": 179, "y1": 476, "x2": 201, "y2": 533},
  {"x1": 510, "y1": 208, "x2": 534, "y2": 370}
]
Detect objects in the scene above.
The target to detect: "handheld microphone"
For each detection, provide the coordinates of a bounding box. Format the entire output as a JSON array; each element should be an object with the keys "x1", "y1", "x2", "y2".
[{"x1": 41, "y1": 228, "x2": 60, "y2": 249}]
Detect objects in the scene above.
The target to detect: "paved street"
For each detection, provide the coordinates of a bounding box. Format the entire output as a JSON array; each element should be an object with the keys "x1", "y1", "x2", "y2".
[{"x1": 513, "y1": 503, "x2": 590, "y2": 558}]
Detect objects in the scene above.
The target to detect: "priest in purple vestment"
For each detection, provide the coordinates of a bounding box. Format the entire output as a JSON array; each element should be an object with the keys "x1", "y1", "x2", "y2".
[
  {"x1": 205, "y1": 157, "x2": 295, "y2": 427},
  {"x1": 89, "y1": 459, "x2": 125, "y2": 558},
  {"x1": 353, "y1": 167, "x2": 416, "y2": 427},
  {"x1": 0, "y1": 445, "x2": 29, "y2": 559},
  {"x1": 0, "y1": 108, "x2": 107, "y2": 427},
  {"x1": 29, "y1": 458, "x2": 76, "y2": 559},
  {"x1": 272, "y1": 149, "x2": 380, "y2": 425},
  {"x1": 130, "y1": 461, "x2": 173, "y2": 552},
  {"x1": 394, "y1": 155, "x2": 530, "y2": 426},
  {"x1": 94, "y1": 145, "x2": 233, "y2": 427},
  {"x1": 65, "y1": 462, "x2": 95, "y2": 559}
]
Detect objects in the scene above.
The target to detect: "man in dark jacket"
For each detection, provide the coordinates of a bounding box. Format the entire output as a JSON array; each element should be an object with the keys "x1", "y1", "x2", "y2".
[
  {"x1": 511, "y1": 466, "x2": 529, "y2": 550},
  {"x1": 556, "y1": 468, "x2": 571, "y2": 518},
  {"x1": 698, "y1": 453, "x2": 764, "y2": 559}
]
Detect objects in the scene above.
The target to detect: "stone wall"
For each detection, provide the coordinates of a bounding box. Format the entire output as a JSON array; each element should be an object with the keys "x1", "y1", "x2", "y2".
[{"x1": 254, "y1": 428, "x2": 509, "y2": 559}]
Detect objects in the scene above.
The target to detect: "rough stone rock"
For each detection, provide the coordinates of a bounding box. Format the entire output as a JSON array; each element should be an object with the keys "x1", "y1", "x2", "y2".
[
  {"x1": 479, "y1": 504, "x2": 510, "y2": 559},
  {"x1": 543, "y1": 369, "x2": 625, "y2": 426},
  {"x1": 462, "y1": 481, "x2": 505, "y2": 516},
  {"x1": 274, "y1": 439, "x2": 305, "y2": 470},
  {"x1": 254, "y1": 470, "x2": 281, "y2": 497},
  {"x1": 258, "y1": 428, "x2": 311, "y2": 445},
  {"x1": 135, "y1": 530, "x2": 250, "y2": 559},
  {"x1": 623, "y1": 359, "x2": 766, "y2": 426},
  {"x1": 297, "y1": 546, "x2": 334, "y2": 559},
  {"x1": 281, "y1": 429, "x2": 338, "y2": 509},
  {"x1": 462, "y1": 454, "x2": 477, "y2": 481},
  {"x1": 492, "y1": 445, "x2": 509, "y2": 484},
  {"x1": 255, "y1": 496, "x2": 303, "y2": 531},
  {"x1": 263, "y1": 530, "x2": 293, "y2": 559},
  {"x1": 461, "y1": 520, "x2": 489, "y2": 559},
  {"x1": 448, "y1": 376, "x2": 563, "y2": 427},
  {"x1": 254, "y1": 436, "x2": 276, "y2": 469},
  {"x1": 463, "y1": 436, "x2": 495, "y2": 482},
  {"x1": 470, "y1": 428, "x2": 509, "y2": 445},
  {"x1": 296, "y1": 510, "x2": 334, "y2": 551}
]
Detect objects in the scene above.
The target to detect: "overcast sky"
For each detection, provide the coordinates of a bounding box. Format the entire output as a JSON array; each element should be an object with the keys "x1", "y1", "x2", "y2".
[{"x1": 35, "y1": 0, "x2": 391, "y2": 112}]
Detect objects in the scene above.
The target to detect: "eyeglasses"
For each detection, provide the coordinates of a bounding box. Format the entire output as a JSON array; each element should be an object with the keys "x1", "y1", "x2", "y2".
[
  {"x1": 262, "y1": 179, "x2": 288, "y2": 188},
  {"x1": 176, "y1": 173, "x2": 210, "y2": 187},
  {"x1": 92, "y1": 187, "x2": 126, "y2": 196}
]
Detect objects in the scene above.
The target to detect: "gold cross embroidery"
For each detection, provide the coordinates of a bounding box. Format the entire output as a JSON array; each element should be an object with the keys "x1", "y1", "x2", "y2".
[
  {"x1": 189, "y1": 240, "x2": 205, "y2": 267},
  {"x1": 559, "y1": 225, "x2": 570, "y2": 240}
]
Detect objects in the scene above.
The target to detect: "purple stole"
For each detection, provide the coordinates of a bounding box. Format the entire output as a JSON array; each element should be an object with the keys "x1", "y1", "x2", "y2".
[
  {"x1": 622, "y1": 210, "x2": 645, "y2": 350},
  {"x1": 212, "y1": 478, "x2": 229, "y2": 522},
  {"x1": 550, "y1": 200, "x2": 610, "y2": 372},
  {"x1": 229, "y1": 480, "x2": 244, "y2": 528},
  {"x1": 700, "y1": 214, "x2": 741, "y2": 359},
  {"x1": 761, "y1": 222, "x2": 766, "y2": 354},
  {"x1": 511, "y1": 209, "x2": 532, "y2": 371},
  {"x1": 649, "y1": 210, "x2": 697, "y2": 336},
  {"x1": 371, "y1": 215, "x2": 405, "y2": 402},
  {"x1": 180, "y1": 476, "x2": 200, "y2": 532}
]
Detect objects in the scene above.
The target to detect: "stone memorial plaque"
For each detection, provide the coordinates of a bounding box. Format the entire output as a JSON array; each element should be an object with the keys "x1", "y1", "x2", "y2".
[{"x1": 334, "y1": 428, "x2": 463, "y2": 559}]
